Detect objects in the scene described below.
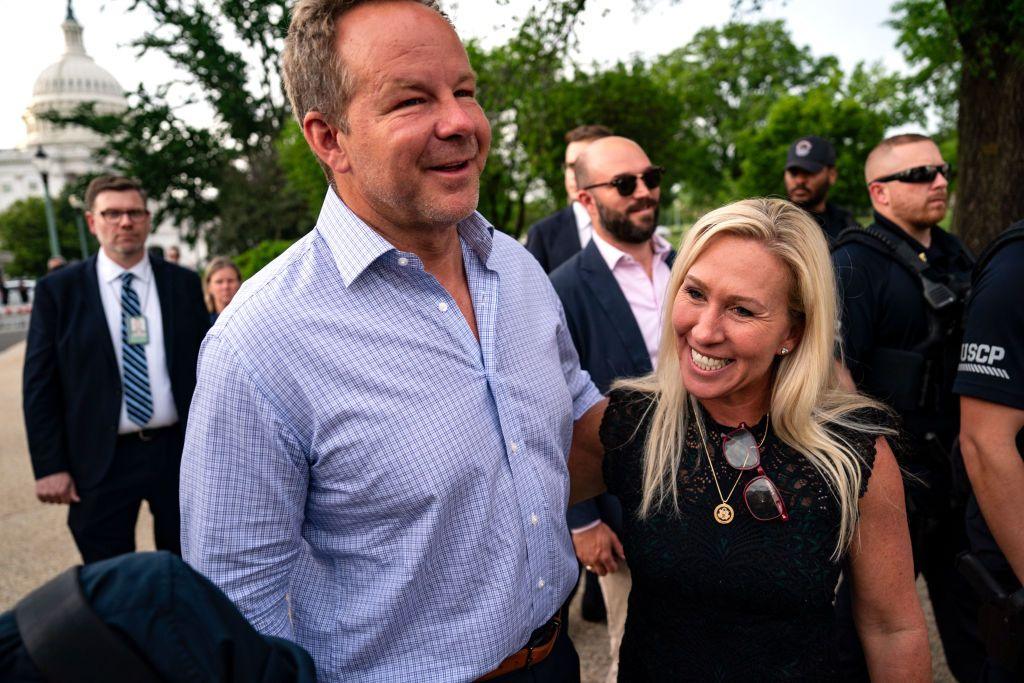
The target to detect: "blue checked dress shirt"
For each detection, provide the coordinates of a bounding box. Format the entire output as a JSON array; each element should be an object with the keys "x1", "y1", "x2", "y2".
[{"x1": 180, "y1": 190, "x2": 602, "y2": 682}]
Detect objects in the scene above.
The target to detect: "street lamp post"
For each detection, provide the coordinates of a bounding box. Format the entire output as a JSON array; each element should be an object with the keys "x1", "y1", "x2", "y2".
[
  {"x1": 32, "y1": 146, "x2": 61, "y2": 260},
  {"x1": 67, "y1": 195, "x2": 90, "y2": 259}
]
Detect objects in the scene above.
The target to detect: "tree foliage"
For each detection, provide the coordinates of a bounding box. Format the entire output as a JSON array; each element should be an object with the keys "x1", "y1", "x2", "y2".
[
  {"x1": 890, "y1": 0, "x2": 1024, "y2": 249},
  {"x1": 0, "y1": 194, "x2": 95, "y2": 276},
  {"x1": 234, "y1": 239, "x2": 295, "y2": 280},
  {"x1": 47, "y1": 0, "x2": 306, "y2": 255},
  {"x1": 36, "y1": 0, "x2": 969, "y2": 261},
  {"x1": 652, "y1": 21, "x2": 837, "y2": 191}
]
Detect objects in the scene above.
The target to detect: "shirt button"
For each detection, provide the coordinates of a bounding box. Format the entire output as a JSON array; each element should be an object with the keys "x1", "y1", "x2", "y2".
[
  {"x1": 397, "y1": 257, "x2": 409, "y2": 266},
  {"x1": 537, "y1": 579, "x2": 545, "y2": 589},
  {"x1": 530, "y1": 513, "x2": 539, "y2": 526},
  {"x1": 509, "y1": 441, "x2": 518, "y2": 453},
  {"x1": 437, "y1": 301, "x2": 449, "y2": 313}
]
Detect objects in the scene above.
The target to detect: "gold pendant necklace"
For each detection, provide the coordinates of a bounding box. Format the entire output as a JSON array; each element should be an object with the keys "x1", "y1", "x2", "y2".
[{"x1": 691, "y1": 397, "x2": 743, "y2": 525}]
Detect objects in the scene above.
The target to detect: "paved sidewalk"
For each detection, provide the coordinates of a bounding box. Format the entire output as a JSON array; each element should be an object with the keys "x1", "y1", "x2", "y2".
[
  {"x1": 0, "y1": 342, "x2": 153, "y2": 611},
  {"x1": 0, "y1": 341, "x2": 953, "y2": 680}
]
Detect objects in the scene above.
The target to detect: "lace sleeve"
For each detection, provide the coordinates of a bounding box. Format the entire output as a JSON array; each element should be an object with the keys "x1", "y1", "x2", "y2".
[
  {"x1": 827, "y1": 407, "x2": 894, "y2": 498},
  {"x1": 600, "y1": 388, "x2": 654, "y2": 501}
]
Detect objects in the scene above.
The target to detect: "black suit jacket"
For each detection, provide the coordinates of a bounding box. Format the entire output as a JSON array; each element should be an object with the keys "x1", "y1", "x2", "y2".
[
  {"x1": 525, "y1": 206, "x2": 582, "y2": 273},
  {"x1": 23, "y1": 255, "x2": 210, "y2": 489},
  {"x1": 551, "y1": 240, "x2": 675, "y2": 534}
]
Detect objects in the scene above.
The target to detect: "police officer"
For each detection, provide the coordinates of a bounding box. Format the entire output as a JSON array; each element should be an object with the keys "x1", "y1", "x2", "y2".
[
  {"x1": 955, "y1": 220, "x2": 1024, "y2": 682},
  {"x1": 832, "y1": 133, "x2": 983, "y2": 681},
  {"x1": 783, "y1": 135, "x2": 859, "y2": 243}
]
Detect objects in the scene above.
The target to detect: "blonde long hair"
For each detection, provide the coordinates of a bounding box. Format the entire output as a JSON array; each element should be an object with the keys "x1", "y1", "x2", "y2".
[{"x1": 617, "y1": 198, "x2": 890, "y2": 559}]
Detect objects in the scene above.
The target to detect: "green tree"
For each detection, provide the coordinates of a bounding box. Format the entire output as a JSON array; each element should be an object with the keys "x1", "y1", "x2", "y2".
[
  {"x1": 891, "y1": 0, "x2": 1024, "y2": 251},
  {"x1": 650, "y1": 21, "x2": 838, "y2": 202},
  {"x1": 735, "y1": 65, "x2": 918, "y2": 213},
  {"x1": 0, "y1": 197, "x2": 86, "y2": 276},
  {"x1": 277, "y1": 119, "x2": 327, "y2": 227},
  {"x1": 48, "y1": 0, "x2": 309, "y2": 254},
  {"x1": 466, "y1": 1, "x2": 590, "y2": 236},
  {"x1": 234, "y1": 239, "x2": 296, "y2": 280},
  {"x1": 528, "y1": 60, "x2": 685, "y2": 214}
]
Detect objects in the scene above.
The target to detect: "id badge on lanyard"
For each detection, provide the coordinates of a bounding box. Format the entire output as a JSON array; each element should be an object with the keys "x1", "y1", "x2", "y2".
[{"x1": 127, "y1": 315, "x2": 150, "y2": 345}]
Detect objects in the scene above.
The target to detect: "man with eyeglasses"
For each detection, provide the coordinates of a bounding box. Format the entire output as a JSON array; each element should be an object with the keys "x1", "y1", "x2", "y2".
[
  {"x1": 831, "y1": 133, "x2": 984, "y2": 681},
  {"x1": 526, "y1": 124, "x2": 614, "y2": 273},
  {"x1": 550, "y1": 136, "x2": 672, "y2": 683},
  {"x1": 23, "y1": 174, "x2": 209, "y2": 563},
  {"x1": 783, "y1": 135, "x2": 860, "y2": 243}
]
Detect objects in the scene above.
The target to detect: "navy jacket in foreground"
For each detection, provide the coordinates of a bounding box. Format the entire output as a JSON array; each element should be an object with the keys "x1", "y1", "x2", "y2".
[
  {"x1": 551, "y1": 240, "x2": 675, "y2": 534},
  {"x1": 22, "y1": 254, "x2": 209, "y2": 489}
]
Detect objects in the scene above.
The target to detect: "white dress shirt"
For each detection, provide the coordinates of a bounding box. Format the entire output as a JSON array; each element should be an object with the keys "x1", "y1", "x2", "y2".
[
  {"x1": 96, "y1": 249, "x2": 178, "y2": 433},
  {"x1": 572, "y1": 201, "x2": 594, "y2": 248}
]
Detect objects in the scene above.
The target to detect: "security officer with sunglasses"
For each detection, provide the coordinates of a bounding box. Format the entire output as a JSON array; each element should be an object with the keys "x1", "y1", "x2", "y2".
[{"x1": 831, "y1": 133, "x2": 984, "y2": 681}]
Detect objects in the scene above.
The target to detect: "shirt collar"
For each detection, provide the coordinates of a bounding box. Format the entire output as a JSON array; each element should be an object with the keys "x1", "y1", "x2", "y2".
[
  {"x1": 872, "y1": 211, "x2": 935, "y2": 253},
  {"x1": 97, "y1": 248, "x2": 152, "y2": 285},
  {"x1": 591, "y1": 229, "x2": 672, "y2": 271},
  {"x1": 315, "y1": 188, "x2": 496, "y2": 287},
  {"x1": 571, "y1": 201, "x2": 592, "y2": 231}
]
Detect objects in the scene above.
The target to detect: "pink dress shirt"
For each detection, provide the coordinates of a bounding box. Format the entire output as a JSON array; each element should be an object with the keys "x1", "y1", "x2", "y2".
[{"x1": 591, "y1": 230, "x2": 673, "y2": 370}]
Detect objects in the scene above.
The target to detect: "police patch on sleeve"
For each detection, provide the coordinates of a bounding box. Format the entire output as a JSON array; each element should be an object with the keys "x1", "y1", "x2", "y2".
[
  {"x1": 958, "y1": 343, "x2": 1010, "y2": 380},
  {"x1": 953, "y1": 240, "x2": 1024, "y2": 410}
]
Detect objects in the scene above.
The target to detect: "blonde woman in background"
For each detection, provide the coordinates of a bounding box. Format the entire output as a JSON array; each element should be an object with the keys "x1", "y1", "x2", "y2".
[
  {"x1": 588, "y1": 198, "x2": 929, "y2": 680},
  {"x1": 204, "y1": 257, "x2": 242, "y2": 324}
]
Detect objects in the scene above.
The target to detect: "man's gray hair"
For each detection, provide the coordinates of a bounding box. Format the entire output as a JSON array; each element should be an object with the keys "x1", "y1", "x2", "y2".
[{"x1": 282, "y1": 0, "x2": 450, "y2": 132}]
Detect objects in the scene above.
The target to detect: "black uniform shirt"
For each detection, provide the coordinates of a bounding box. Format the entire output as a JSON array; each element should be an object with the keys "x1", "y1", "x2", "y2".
[
  {"x1": 954, "y1": 238, "x2": 1024, "y2": 412},
  {"x1": 832, "y1": 212, "x2": 973, "y2": 444},
  {"x1": 954, "y1": 237, "x2": 1024, "y2": 583},
  {"x1": 810, "y1": 202, "x2": 859, "y2": 244}
]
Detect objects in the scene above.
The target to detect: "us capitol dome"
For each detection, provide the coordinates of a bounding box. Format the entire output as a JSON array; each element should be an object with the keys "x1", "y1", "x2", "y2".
[
  {"x1": 0, "y1": 1, "x2": 201, "y2": 268},
  {"x1": 23, "y1": 1, "x2": 128, "y2": 148}
]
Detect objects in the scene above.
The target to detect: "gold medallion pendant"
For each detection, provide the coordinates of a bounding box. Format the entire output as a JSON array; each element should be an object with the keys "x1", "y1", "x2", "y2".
[{"x1": 714, "y1": 503, "x2": 734, "y2": 524}]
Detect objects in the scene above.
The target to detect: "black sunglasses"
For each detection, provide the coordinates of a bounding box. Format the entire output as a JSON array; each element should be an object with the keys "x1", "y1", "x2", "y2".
[
  {"x1": 871, "y1": 163, "x2": 951, "y2": 185},
  {"x1": 582, "y1": 166, "x2": 665, "y2": 197}
]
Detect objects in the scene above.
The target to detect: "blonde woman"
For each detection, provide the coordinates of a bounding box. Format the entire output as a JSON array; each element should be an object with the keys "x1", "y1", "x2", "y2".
[
  {"x1": 203, "y1": 257, "x2": 242, "y2": 324},
  {"x1": 593, "y1": 199, "x2": 929, "y2": 680}
]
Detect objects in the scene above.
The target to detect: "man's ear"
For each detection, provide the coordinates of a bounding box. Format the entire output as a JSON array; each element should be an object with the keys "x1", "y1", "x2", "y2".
[
  {"x1": 85, "y1": 212, "x2": 97, "y2": 236},
  {"x1": 578, "y1": 189, "x2": 593, "y2": 210},
  {"x1": 302, "y1": 111, "x2": 350, "y2": 175},
  {"x1": 867, "y1": 181, "x2": 889, "y2": 208},
  {"x1": 578, "y1": 189, "x2": 601, "y2": 224},
  {"x1": 827, "y1": 167, "x2": 838, "y2": 185}
]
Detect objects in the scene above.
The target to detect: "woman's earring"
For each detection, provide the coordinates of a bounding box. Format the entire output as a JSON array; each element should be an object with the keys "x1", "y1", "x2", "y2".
[{"x1": 778, "y1": 347, "x2": 789, "y2": 356}]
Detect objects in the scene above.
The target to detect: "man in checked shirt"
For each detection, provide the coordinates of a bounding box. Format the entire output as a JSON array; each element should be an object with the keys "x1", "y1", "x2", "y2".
[{"x1": 179, "y1": 1, "x2": 607, "y2": 681}]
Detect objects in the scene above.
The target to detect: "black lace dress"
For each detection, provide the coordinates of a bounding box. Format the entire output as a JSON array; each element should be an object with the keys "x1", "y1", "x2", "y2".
[{"x1": 601, "y1": 389, "x2": 881, "y2": 682}]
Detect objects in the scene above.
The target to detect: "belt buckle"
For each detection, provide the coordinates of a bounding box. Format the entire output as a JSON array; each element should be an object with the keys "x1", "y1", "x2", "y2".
[{"x1": 137, "y1": 429, "x2": 153, "y2": 441}]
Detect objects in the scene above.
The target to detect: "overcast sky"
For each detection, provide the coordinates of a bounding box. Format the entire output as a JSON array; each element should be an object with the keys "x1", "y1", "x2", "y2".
[{"x1": 2, "y1": 0, "x2": 911, "y2": 150}]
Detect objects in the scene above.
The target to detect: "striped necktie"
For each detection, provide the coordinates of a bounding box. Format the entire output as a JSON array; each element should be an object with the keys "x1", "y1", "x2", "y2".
[{"x1": 120, "y1": 272, "x2": 153, "y2": 427}]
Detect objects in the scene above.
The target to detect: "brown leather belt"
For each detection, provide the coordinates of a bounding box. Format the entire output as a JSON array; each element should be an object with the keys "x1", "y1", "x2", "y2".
[{"x1": 475, "y1": 613, "x2": 562, "y2": 681}]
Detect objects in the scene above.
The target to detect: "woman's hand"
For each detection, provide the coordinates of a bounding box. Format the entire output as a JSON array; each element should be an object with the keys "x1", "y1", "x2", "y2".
[{"x1": 849, "y1": 437, "x2": 931, "y2": 681}]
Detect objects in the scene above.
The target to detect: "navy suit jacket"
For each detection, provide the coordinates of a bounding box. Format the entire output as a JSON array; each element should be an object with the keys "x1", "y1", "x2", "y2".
[
  {"x1": 551, "y1": 240, "x2": 675, "y2": 535},
  {"x1": 23, "y1": 255, "x2": 210, "y2": 490},
  {"x1": 525, "y1": 206, "x2": 582, "y2": 274}
]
